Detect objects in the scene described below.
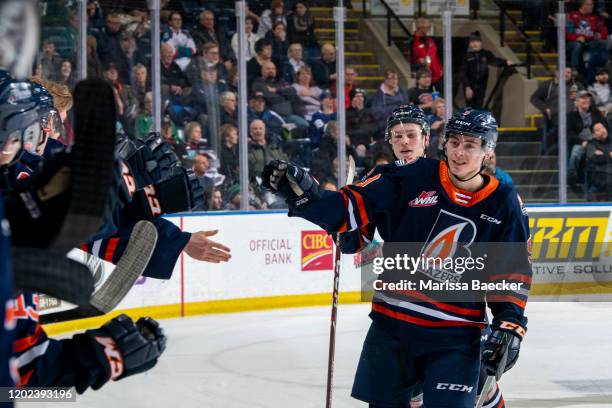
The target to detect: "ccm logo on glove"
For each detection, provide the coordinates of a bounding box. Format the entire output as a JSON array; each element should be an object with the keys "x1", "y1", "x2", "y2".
[{"x1": 95, "y1": 336, "x2": 124, "y2": 380}]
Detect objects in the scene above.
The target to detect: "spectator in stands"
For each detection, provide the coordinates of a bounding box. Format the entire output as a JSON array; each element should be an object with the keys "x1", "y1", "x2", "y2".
[
  {"x1": 183, "y1": 121, "x2": 208, "y2": 164},
  {"x1": 567, "y1": 90, "x2": 605, "y2": 186},
  {"x1": 191, "y1": 10, "x2": 235, "y2": 71},
  {"x1": 220, "y1": 91, "x2": 238, "y2": 127},
  {"x1": 247, "y1": 38, "x2": 274, "y2": 87},
  {"x1": 186, "y1": 42, "x2": 229, "y2": 86},
  {"x1": 87, "y1": 0, "x2": 105, "y2": 30},
  {"x1": 252, "y1": 60, "x2": 310, "y2": 131},
  {"x1": 247, "y1": 91, "x2": 285, "y2": 140},
  {"x1": 231, "y1": 17, "x2": 259, "y2": 61},
  {"x1": 161, "y1": 11, "x2": 196, "y2": 72},
  {"x1": 40, "y1": 40, "x2": 62, "y2": 80},
  {"x1": 247, "y1": 0, "x2": 269, "y2": 25},
  {"x1": 408, "y1": 69, "x2": 437, "y2": 114},
  {"x1": 566, "y1": 0, "x2": 608, "y2": 83},
  {"x1": 310, "y1": 90, "x2": 337, "y2": 148},
  {"x1": 269, "y1": 22, "x2": 290, "y2": 68},
  {"x1": 286, "y1": 2, "x2": 319, "y2": 59},
  {"x1": 333, "y1": 65, "x2": 358, "y2": 109},
  {"x1": 87, "y1": 35, "x2": 105, "y2": 79},
  {"x1": 192, "y1": 153, "x2": 215, "y2": 200},
  {"x1": 209, "y1": 189, "x2": 223, "y2": 211},
  {"x1": 258, "y1": 0, "x2": 287, "y2": 37},
  {"x1": 132, "y1": 64, "x2": 150, "y2": 108},
  {"x1": 373, "y1": 69, "x2": 410, "y2": 126},
  {"x1": 347, "y1": 88, "x2": 378, "y2": 150},
  {"x1": 53, "y1": 59, "x2": 75, "y2": 89},
  {"x1": 223, "y1": 184, "x2": 242, "y2": 210},
  {"x1": 220, "y1": 123, "x2": 240, "y2": 184},
  {"x1": 588, "y1": 67, "x2": 612, "y2": 115},
  {"x1": 585, "y1": 121, "x2": 612, "y2": 199},
  {"x1": 160, "y1": 115, "x2": 182, "y2": 156},
  {"x1": 248, "y1": 119, "x2": 288, "y2": 178},
  {"x1": 426, "y1": 97, "x2": 446, "y2": 158},
  {"x1": 461, "y1": 31, "x2": 512, "y2": 110},
  {"x1": 373, "y1": 151, "x2": 394, "y2": 166},
  {"x1": 191, "y1": 65, "x2": 228, "y2": 128},
  {"x1": 483, "y1": 152, "x2": 513, "y2": 187},
  {"x1": 291, "y1": 66, "x2": 323, "y2": 120},
  {"x1": 312, "y1": 120, "x2": 356, "y2": 182},
  {"x1": 160, "y1": 42, "x2": 191, "y2": 101},
  {"x1": 95, "y1": 12, "x2": 124, "y2": 65},
  {"x1": 103, "y1": 62, "x2": 139, "y2": 134},
  {"x1": 531, "y1": 67, "x2": 582, "y2": 151},
  {"x1": 117, "y1": 31, "x2": 147, "y2": 85},
  {"x1": 311, "y1": 43, "x2": 337, "y2": 89},
  {"x1": 135, "y1": 91, "x2": 155, "y2": 139},
  {"x1": 282, "y1": 43, "x2": 307, "y2": 83},
  {"x1": 412, "y1": 17, "x2": 442, "y2": 87}
]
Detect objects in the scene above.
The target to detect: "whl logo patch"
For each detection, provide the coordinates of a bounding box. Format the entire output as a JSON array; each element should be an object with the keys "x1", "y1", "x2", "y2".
[{"x1": 409, "y1": 191, "x2": 438, "y2": 207}]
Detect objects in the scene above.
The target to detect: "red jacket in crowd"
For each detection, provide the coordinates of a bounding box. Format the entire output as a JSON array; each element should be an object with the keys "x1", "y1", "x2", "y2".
[
  {"x1": 566, "y1": 11, "x2": 607, "y2": 42},
  {"x1": 412, "y1": 33, "x2": 442, "y2": 84}
]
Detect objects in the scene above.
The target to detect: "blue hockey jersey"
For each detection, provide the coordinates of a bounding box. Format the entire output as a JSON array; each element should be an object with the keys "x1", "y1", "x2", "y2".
[{"x1": 293, "y1": 158, "x2": 532, "y2": 329}]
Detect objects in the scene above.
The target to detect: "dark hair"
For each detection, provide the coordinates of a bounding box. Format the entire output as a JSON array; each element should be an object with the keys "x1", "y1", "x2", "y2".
[
  {"x1": 416, "y1": 68, "x2": 432, "y2": 80},
  {"x1": 255, "y1": 38, "x2": 273, "y2": 54},
  {"x1": 591, "y1": 121, "x2": 608, "y2": 132},
  {"x1": 167, "y1": 11, "x2": 182, "y2": 22}
]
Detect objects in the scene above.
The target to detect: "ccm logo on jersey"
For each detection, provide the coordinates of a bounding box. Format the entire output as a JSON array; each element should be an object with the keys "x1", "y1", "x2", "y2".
[
  {"x1": 480, "y1": 214, "x2": 501, "y2": 224},
  {"x1": 409, "y1": 191, "x2": 438, "y2": 207},
  {"x1": 436, "y1": 383, "x2": 474, "y2": 393}
]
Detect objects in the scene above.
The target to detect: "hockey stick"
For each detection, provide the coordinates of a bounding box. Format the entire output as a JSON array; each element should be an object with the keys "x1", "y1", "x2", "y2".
[
  {"x1": 475, "y1": 333, "x2": 510, "y2": 408},
  {"x1": 325, "y1": 156, "x2": 355, "y2": 408},
  {"x1": 40, "y1": 220, "x2": 158, "y2": 324}
]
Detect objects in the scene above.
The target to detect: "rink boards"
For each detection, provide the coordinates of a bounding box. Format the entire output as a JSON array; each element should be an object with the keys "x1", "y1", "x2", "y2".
[{"x1": 43, "y1": 204, "x2": 612, "y2": 334}]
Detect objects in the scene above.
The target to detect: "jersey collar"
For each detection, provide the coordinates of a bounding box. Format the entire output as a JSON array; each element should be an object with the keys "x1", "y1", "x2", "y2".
[{"x1": 438, "y1": 161, "x2": 499, "y2": 207}]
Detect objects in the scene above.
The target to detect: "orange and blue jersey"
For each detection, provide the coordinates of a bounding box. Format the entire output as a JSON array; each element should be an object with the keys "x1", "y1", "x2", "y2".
[{"x1": 292, "y1": 157, "x2": 532, "y2": 330}]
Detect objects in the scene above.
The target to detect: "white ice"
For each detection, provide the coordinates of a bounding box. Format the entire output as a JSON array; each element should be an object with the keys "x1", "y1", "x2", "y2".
[{"x1": 29, "y1": 302, "x2": 612, "y2": 408}]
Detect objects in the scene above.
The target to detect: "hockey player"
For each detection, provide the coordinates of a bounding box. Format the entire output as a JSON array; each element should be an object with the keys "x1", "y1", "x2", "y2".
[
  {"x1": 340, "y1": 105, "x2": 506, "y2": 407},
  {"x1": 262, "y1": 107, "x2": 531, "y2": 407}
]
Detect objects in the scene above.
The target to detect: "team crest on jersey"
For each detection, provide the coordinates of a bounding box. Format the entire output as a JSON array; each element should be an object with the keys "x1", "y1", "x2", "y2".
[
  {"x1": 417, "y1": 210, "x2": 477, "y2": 282},
  {"x1": 409, "y1": 191, "x2": 439, "y2": 207}
]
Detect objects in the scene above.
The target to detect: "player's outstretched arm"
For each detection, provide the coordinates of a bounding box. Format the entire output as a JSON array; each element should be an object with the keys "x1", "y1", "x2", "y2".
[{"x1": 183, "y1": 230, "x2": 232, "y2": 263}]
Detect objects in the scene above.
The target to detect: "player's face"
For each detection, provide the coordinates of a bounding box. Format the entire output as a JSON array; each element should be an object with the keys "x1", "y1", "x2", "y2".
[
  {"x1": 389, "y1": 123, "x2": 426, "y2": 162},
  {"x1": 445, "y1": 133, "x2": 486, "y2": 178},
  {"x1": 0, "y1": 132, "x2": 22, "y2": 166}
]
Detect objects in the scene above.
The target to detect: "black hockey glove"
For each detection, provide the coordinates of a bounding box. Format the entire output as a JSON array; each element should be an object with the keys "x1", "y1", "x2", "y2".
[
  {"x1": 68, "y1": 314, "x2": 166, "y2": 394},
  {"x1": 482, "y1": 317, "x2": 526, "y2": 379},
  {"x1": 133, "y1": 167, "x2": 205, "y2": 218},
  {"x1": 261, "y1": 160, "x2": 322, "y2": 208},
  {"x1": 115, "y1": 134, "x2": 179, "y2": 193}
]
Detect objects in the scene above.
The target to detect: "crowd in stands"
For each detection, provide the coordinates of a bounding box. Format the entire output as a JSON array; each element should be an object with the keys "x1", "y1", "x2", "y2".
[
  {"x1": 39, "y1": 1, "x2": 535, "y2": 210},
  {"x1": 35, "y1": 0, "x2": 612, "y2": 210}
]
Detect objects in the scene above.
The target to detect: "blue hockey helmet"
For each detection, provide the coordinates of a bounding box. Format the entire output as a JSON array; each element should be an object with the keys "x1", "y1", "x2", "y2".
[
  {"x1": 0, "y1": 77, "x2": 40, "y2": 165},
  {"x1": 385, "y1": 104, "x2": 430, "y2": 141},
  {"x1": 443, "y1": 107, "x2": 498, "y2": 150}
]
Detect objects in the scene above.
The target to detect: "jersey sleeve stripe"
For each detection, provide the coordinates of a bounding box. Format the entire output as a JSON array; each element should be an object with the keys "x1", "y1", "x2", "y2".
[
  {"x1": 489, "y1": 274, "x2": 532, "y2": 284},
  {"x1": 15, "y1": 368, "x2": 33, "y2": 387},
  {"x1": 391, "y1": 289, "x2": 485, "y2": 317},
  {"x1": 103, "y1": 238, "x2": 120, "y2": 262},
  {"x1": 337, "y1": 190, "x2": 350, "y2": 233},
  {"x1": 372, "y1": 303, "x2": 486, "y2": 329},
  {"x1": 486, "y1": 294, "x2": 527, "y2": 309},
  {"x1": 12, "y1": 324, "x2": 44, "y2": 354},
  {"x1": 346, "y1": 187, "x2": 370, "y2": 227}
]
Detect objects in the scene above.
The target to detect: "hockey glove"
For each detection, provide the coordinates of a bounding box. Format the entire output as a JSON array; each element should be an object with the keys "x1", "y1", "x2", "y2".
[
  {"x1": 482, "y1": 318, "x2": 526, "y2": 379},
  {"x1": 261, "y1": 160, "x2": 322, "y2": 208},
  {"x1": 69, "y1": 314, "x2": 166, "y2": 393}
]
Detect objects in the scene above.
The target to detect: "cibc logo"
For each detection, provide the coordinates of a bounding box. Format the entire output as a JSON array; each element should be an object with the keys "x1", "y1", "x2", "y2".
[{"x1": 301, "y1": 230, "x2": 333, "y2": 271}]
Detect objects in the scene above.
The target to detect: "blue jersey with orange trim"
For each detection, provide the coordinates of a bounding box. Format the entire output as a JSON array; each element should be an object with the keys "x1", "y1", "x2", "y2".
[
  {"x1": 293, "y1": 157, "x2": 532, "y2": 329},
  {"x1": 0, "y1": 199, "x2": 15, "y2": 392}
]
